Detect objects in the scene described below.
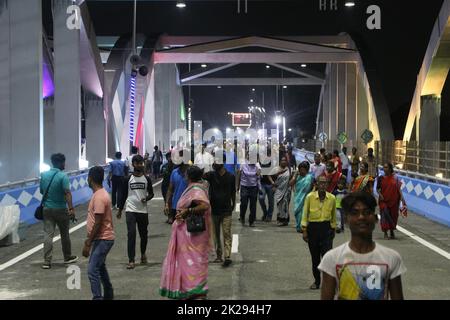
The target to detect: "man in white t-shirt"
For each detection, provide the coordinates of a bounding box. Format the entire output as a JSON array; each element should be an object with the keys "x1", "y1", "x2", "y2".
[
  {"x1": 318, "y1": 191, "x2": 406, "y2": 300},
  {"x1": 339, "y1": 147, "x2": 350, "y2": 178},
  {"x1": 125, "y1": 146, "x2": 139, "y2": 174},
  {"x1": 194, "y1": 143, "x2": 214, "y2": 173},
  {"x1": 117, "y1": 155, "x2": 154, "y2": 270},
  {"x1": 310, "y1": 153, "x2": 326, "y2": 181}
]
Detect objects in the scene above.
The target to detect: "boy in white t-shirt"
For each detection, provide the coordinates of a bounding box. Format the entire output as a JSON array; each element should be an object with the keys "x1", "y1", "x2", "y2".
[{"x1": 318, "y1": 191, "x2": 406, "y2": 300}]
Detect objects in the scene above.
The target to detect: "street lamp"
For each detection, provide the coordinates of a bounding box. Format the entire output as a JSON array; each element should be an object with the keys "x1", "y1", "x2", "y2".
[
  {"x1": 345, "y1": 1, "x2": 356, "y2": 7},
  {"x1": 176, "y1": 1, "x2": 186, "y2": 8}
]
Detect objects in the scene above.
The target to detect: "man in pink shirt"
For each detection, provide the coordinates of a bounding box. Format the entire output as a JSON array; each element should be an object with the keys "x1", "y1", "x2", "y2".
[{"x1": 82, "y1": 166, "x2": 115, "y2": 300}]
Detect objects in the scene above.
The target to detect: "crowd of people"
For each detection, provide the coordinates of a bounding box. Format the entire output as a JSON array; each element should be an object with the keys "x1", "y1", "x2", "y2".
[{"x1": 37, "y1": 142, "x2": 407, "y2": 300}]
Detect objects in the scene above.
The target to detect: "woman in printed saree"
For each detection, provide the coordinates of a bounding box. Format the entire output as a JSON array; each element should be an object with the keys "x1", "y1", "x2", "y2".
[
  {"x1": 290, "y1": 161, "x2": 314, "y2": 233},
  {"x1": 376, "y1": 163, "x2": 406, "y2": 240},
  {"x1": 160, "y1": 166, "x2": 213, "y2": 300},
  {"x1": 351, "y1": 162, "x2": 374, "y2": 194},
  {"x1": 273, "y1": 156, "x2": 292, "y2": 226}
]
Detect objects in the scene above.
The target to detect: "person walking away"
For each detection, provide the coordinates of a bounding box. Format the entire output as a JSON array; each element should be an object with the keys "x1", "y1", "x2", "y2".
[
  {"x1": 40, "y1": 153, "x2": 78, "y2": 269},
  {"x1": 161, "y1": 152, "x2": 175, "y2": 212},
  {"x1": 273, "y1": 156, "x2": 292, "y2": 226},
  {"x1": 151, "y1": 146, "x2": 163, "y2": 180},
  {"x1": 332, "y1": 176, "x2": 348, "y2": 233},
  {"x1": 351, "y1": 162, "x2": 374, "y2": 194},
  {"x1": 362, "y1": 148, "x2": 378, "y2": 178},
  {"x1": 117, "y1": 155, "x2": 154, "y2": 269},
  {"x1": 160, "y1": 166, "x2": 212, "y2": 300},
  {"x1": 165, "y1": 151, "x2": 190, "y2": 224},
  {"x1": 376, "y1": 163, "x2": 406, "y2": 240},
  {"x1": 290, "y1": 161, "x2": 314, "y2": 233},
  {"x1": 319, "y1": 192, "x2": 406, "y2": 300},
  {"x1": 204, "y1": 160, "x2": 236, "y2": 267},
  {"x1": 108, "y1": 152, "x2": 126, "y2": 209},
  {"x1": 237, "y1": 159, "x2": 261, "y2": 227},
  {"x1": 259, "y1": 158, "x2": 275, "y2": 223},
  {"x1": 82, "y1": 166, "x2": 115, "y2": 300},
  {"x1": 302, "y1": 175, "x2": 336, "y2": 290}
]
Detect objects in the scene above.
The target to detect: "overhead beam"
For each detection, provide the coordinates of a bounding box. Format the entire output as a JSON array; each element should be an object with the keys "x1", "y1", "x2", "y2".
[
  {"x1": 268, "y1": 63, "x2": 325, "y2": 81},
  {"x1": 154, "y1": 52, "x2": 359, "y2": 64},
  {"x1": 158, "y1": 35, "x2": 353, "y2": 50},
  {"x1": 163, "y1": 36, "x2": 356, "y2": 54},
  {"x1": 181, "y1": 78, "x2": 324, "y2": 86},
  {"x1": 181, "y1": 63, "x2": 238, "y2": 83}
]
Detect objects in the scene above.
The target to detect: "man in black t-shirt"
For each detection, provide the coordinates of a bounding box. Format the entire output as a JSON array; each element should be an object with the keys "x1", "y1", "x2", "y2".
[{"x1": 204, "y1": 161, "x2": 236, "y2": 267}]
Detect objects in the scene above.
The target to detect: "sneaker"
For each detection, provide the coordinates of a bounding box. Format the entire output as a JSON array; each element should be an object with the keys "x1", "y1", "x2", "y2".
[
  {"x1": 222, "y1": 259, "x2": 232, "y2": 267},
  {"x1": 309, "y1": 283, "x2": 320, "y2": 290},
  {"x1": 41, "y1": 263, "x2": 51, "y2": 269},
  {"x1": 64, "y1": 256, "x2": 79, "y2": 264}
]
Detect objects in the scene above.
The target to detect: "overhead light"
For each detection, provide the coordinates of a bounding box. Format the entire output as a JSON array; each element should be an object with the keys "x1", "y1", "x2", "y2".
[
  {"x1": 201, "y1": 64, "x2": 207, "y2": 68},
  {"x1": 283, "y1": 86, "x2": 287, "y2": 89},
  {"x1": 217, "y1": 86, "x2": 222, "y2": 89},
  {"x1": 266, "y1": 65, "x2": 270, "y2": 69},
  {"x1": 301, "y1": 64, "x2": 307, "y2": 68},
  {"x1": 274, "y1": 116, "x2": 281, "y2": 125},
  {"x1": 250, "y1": 99, "x2": 254, "y2": 103},
  {"x1": 252, "y1": 88, "x2": 256, "y2": 92},
  {"x1": 345, "y1": 1, "x2": 355, "y2": 7},
  {"x1": 288, "y1": 128, "x2": 292, "y2": 132},
  {"x1": 176, "y1": 1, "x2": 186, "y2": 8}
]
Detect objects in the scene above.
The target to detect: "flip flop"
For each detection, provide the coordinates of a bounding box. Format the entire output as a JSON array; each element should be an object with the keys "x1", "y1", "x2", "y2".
[{"x1": 127, "y1": 262, "x2": 135, "y2": 269}]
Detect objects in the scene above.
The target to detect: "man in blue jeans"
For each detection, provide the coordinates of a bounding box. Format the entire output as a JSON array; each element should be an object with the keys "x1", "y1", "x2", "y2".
[
  {"x1": 259, "y1": 162, "x2": 275, "y2": 222},
  {"x1": 83, "y1": 166, "x2": 115, "y2": 300}
]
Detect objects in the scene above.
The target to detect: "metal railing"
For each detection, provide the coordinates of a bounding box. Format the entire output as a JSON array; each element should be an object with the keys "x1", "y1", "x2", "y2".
[{"x1": 294, "y1": 139, "x2": 450, "y2": 186}]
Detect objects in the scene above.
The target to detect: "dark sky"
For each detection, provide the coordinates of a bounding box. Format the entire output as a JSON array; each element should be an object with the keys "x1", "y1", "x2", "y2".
[{"x1": 47, "y1": 0, "x2": 446, "y2": 138}]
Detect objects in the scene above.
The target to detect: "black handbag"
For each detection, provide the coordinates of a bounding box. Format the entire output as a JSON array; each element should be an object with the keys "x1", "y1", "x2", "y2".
[
  {"x1": 186, "y1": 212, "x2": 206, "y2": 233},
  {"x1": 35, "y1": 172, "x2": 58, "y2": 220}
]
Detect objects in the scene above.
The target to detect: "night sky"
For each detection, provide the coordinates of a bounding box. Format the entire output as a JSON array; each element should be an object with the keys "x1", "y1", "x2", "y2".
[{"x1": 44, "y1": 0, "x2": 447, "y2": 139}]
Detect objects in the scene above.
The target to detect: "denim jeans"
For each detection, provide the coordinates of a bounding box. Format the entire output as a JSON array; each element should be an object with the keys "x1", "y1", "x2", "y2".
[
  {"x1": 88, "y1": 240, "x2": 114, "y2": 300},
  {"x1": 240, "y1": 186, "x2": 258, "y2": 225},
  {"x1": 258, "y1": 184, "x2": 274, "y2": 219}
]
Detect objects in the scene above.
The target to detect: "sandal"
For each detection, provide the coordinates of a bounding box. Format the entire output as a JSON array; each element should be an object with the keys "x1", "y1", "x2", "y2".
[
  {"x1": 213, "y1": 258, "x2": 223, "y2": 263},
  {"x1": 141, "y1": 256, "x2": 148, "y2": 265},
  {"x1": 127, "y1": 262, "x2": 135, "y2": 269}
]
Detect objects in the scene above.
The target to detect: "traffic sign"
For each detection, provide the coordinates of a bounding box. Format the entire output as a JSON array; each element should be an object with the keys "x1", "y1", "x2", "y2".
[
  {"x1": 361, "y1": 129, "x2": 374, "y2": 144},
  {"x1": 337, "y1": 132, "x2": 348, "y2": 145},
  {"x1": 318, "y1": 132, "x2": 328, "y2": 142}
]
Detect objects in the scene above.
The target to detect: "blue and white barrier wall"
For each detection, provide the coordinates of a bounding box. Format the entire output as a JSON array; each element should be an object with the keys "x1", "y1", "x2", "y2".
[{"x1": 0, "y1": 168, "x2": 111, "y2": 225}]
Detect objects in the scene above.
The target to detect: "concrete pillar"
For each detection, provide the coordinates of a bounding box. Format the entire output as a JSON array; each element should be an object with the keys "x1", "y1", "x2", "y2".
[
  {"x1": 329, "y1": 64, "x2": 338, "y2": 140},
  {"x1": 357, "y1": 74, "x2": 369, "y2": 142},
  {"x1": 346, "y1": 63, "x2": 358, "y2": 142},
  {"x1": 44, "y1": 98, "x2": 56, "y2": 164},
  {"x1": 0, "y1": 0, "x2": 11, "y2": 183},
  {"x1": 322, "y1": 65, "x2": 330, "y2": 139},
  {"x1": 9, "y1": 0, "x2": 43, "y2": 181},
  {"x1": 337, "y1": 64, "x2": 346, "y2": 135},
  {"x1": 85, "y1": 93, "x2": 106, "y2": 166},
  {"x1": 53, "y1": 0, "x2": 81, "y2": 170},
  {"x1": 419, "y1": 95, "x2": 441, "y2": 142}
]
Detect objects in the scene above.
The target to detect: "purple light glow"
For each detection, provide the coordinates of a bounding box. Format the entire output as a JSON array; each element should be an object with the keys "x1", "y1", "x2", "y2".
[{"x1": 43, "y1": 62, "x2": 54, "y2": 99}]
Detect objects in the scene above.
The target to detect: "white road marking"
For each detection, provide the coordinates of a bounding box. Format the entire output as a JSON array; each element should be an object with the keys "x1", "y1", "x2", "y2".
[
  {"x1": 152, "y1": 197, "x2": 164, "y2": 201},
  {"x1": 0, "y1": 180, "x2": 163, "y2": 272},
  {"x1": 231, "y1": 234, "x2": 239, "y2": 253},
  {"x1": 396, "y1": 225, "x2": 450, "y2": 260},
  {"x1": 235, "y1": 204, "x2": 240, "y2": 213},
  {"x1": 377, "y1": 214, "x2": 450, "y2": 260},
  {"x1": 252, "y1": 229, "x2": 264, "y2": 232}
]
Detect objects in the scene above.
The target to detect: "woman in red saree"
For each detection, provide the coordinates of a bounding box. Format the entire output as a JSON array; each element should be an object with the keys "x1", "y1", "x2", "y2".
[
  {"x1": 160, "y1": 166, "x2": 213, "y2": 299},
  {"x1": 323, "y1": 161, "x2": 342, "y2": 193},
  {"x1": 351, "y1": 162, "x2": 374, "y2": 194},
  {"x1": 376, "y1": 163, "x2": 406, "y2": 240}
]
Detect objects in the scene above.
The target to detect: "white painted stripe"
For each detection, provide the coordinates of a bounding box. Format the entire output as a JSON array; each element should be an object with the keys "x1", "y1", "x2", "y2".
[
  {"x1": 0, "y1": 180, "x2": 163, "y2": 272},
  {"x1": 235, "y1": 203, "x2": 240, "y2": 213},
  {"x1": 231, "y1": 234, "x2": 239, "y2": 253},
  {"x1": 396, "y1": 225, "x2": 450, "y2": 260},
  {"x1": 152, "y1": 197, "x2": 164, "y2": 201}
]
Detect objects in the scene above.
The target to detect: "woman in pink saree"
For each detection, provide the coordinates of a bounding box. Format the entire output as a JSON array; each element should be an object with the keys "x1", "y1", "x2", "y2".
[{"x1": 160, "y1": 166, "x2": 212, "y2": 299}]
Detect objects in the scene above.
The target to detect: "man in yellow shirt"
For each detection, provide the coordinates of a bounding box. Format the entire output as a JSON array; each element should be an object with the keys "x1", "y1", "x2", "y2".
[{"x1": 302, "y1": 175, "x2": 336, "y2": 290}]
